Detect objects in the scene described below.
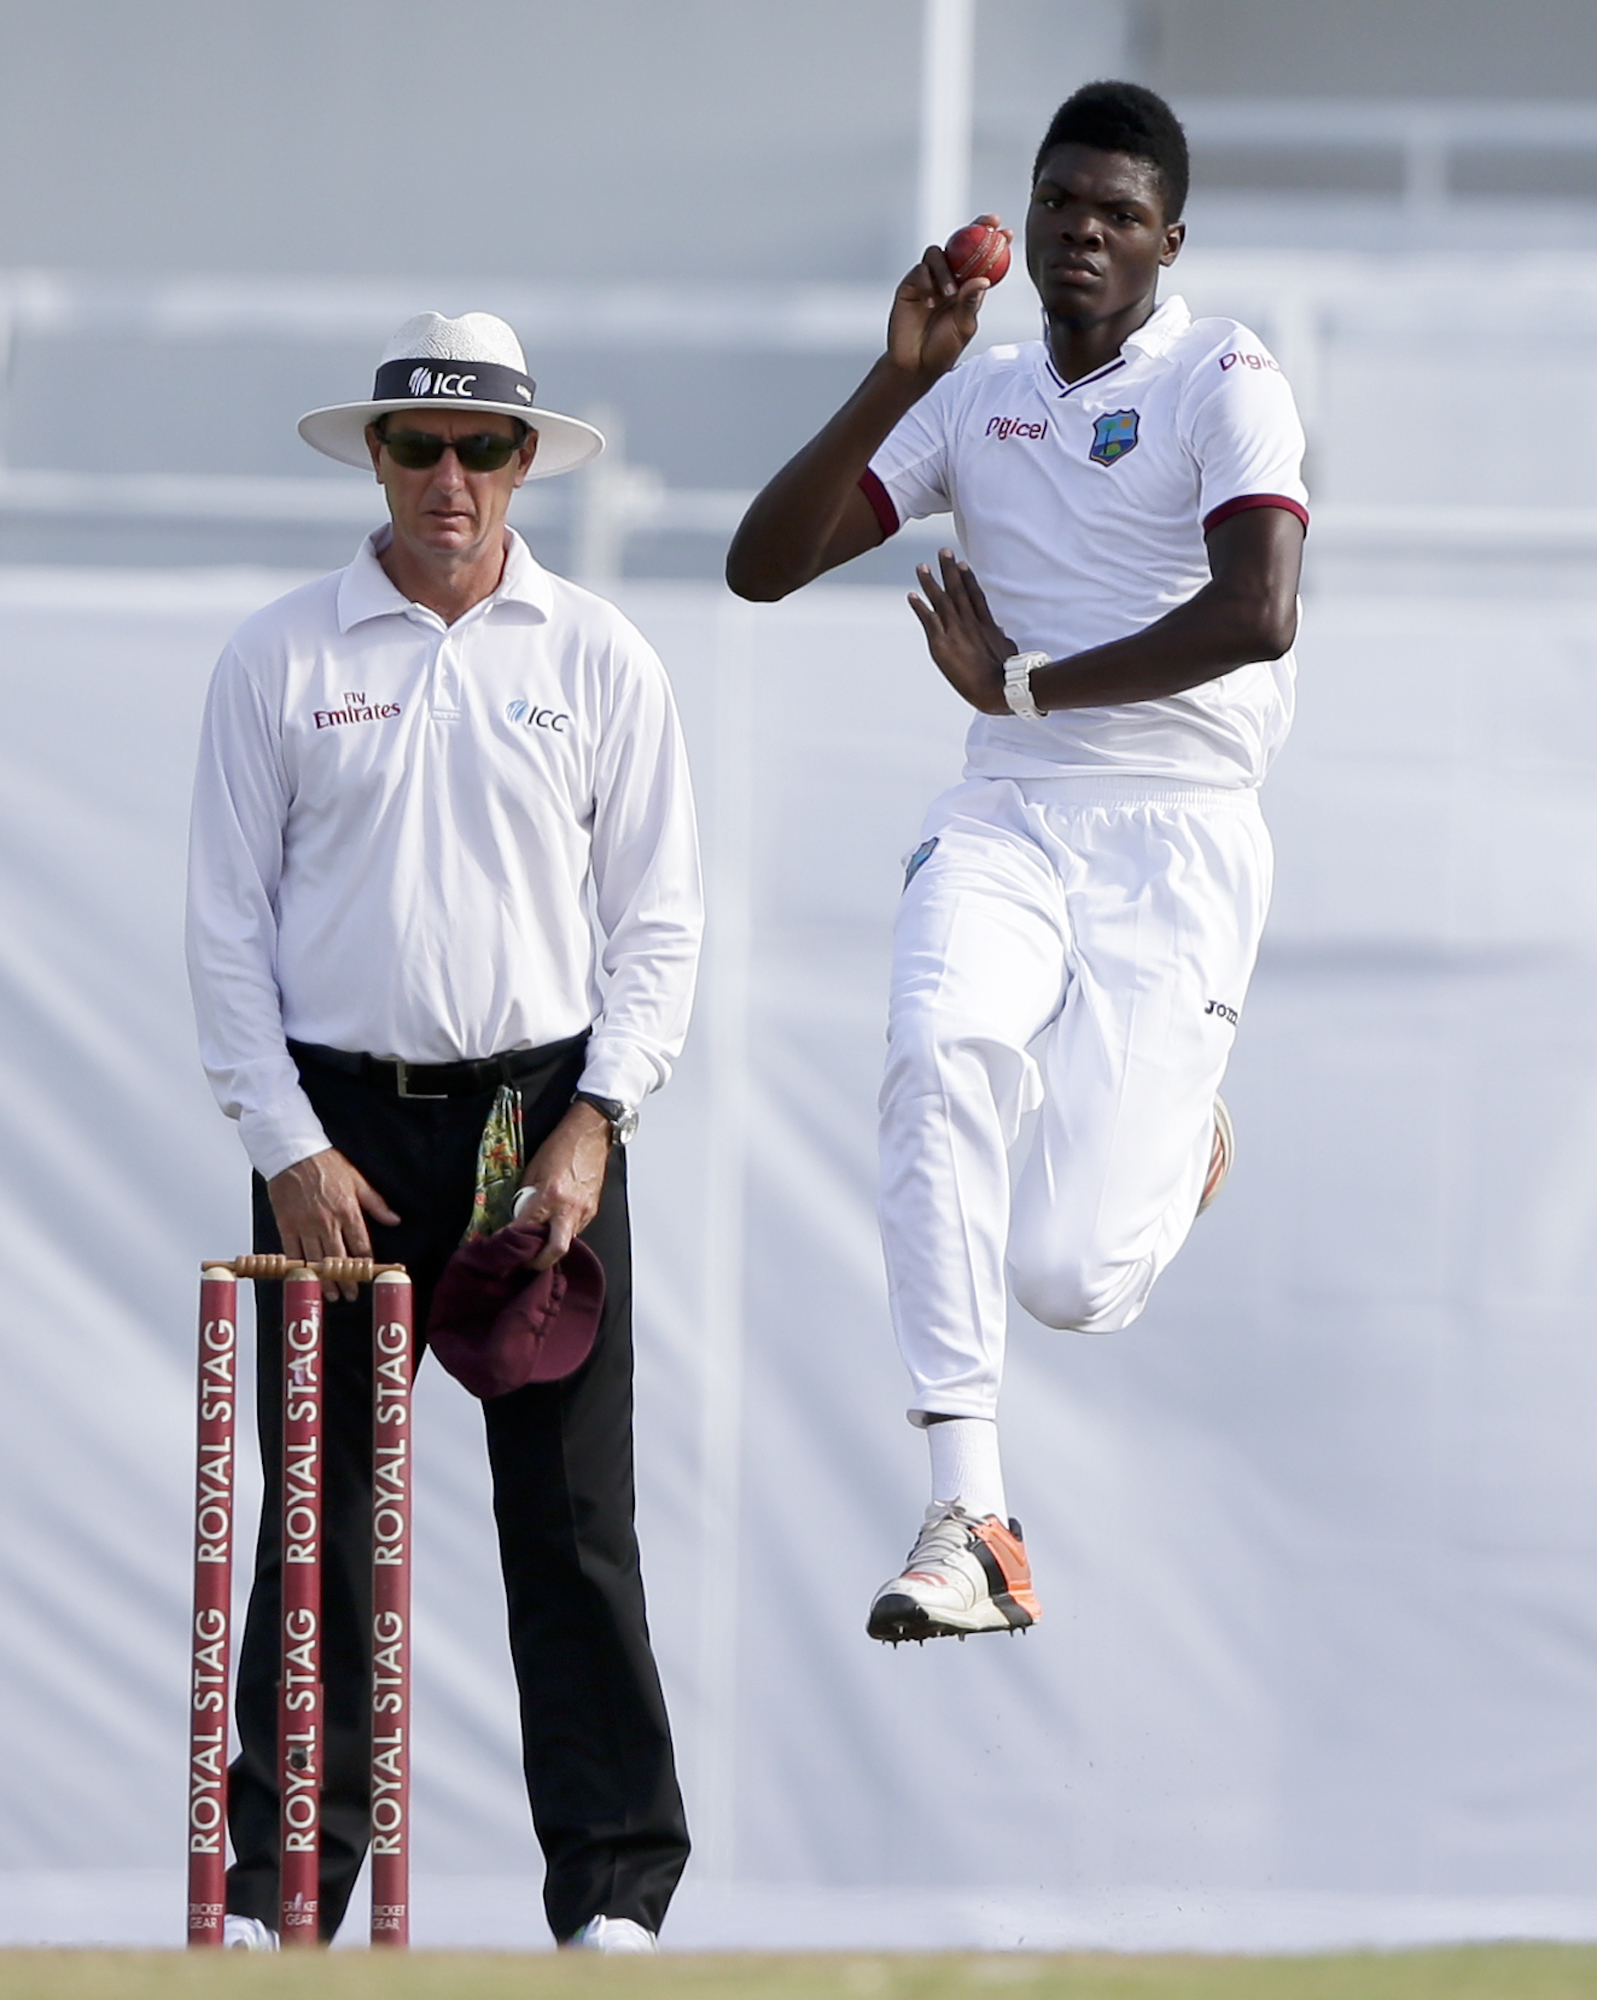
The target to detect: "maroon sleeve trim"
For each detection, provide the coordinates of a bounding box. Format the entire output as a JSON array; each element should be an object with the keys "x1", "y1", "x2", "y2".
[
  {"x1": 1203, "y1": 492, "x2": 1310, "y2": 536},
  {"x1": 859, "y1": 466, "x2": 900, "y2": 540}
]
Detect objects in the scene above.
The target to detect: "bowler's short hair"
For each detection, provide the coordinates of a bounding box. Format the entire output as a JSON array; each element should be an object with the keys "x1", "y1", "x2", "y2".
[{"x1": 1033, "y1": 81, "x2": 1190, "y2": 221}]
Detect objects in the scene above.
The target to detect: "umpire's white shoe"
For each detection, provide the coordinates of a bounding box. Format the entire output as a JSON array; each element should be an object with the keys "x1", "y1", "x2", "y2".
[
  {"x1": 1196, "y1": 1094, "x2": 1234, "y2": 1216},
  {"x1": 222, "y1": 1915, "x2": 279, "y2": 1950},
  {"x1": 867, "y1": 1501, "x2": 1041, "y2": 1644},
  {"x1": 565, "y1": 1915, "x2": 659, "y2": 1953}
]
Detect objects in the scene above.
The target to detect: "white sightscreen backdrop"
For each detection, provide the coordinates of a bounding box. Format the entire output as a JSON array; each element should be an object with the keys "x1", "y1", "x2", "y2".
[{"x1": 3, "y1": 565, "x2": 1597, "y2": 1952}]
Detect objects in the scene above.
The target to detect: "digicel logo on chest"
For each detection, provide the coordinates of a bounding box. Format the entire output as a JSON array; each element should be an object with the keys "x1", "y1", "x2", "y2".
[{"x1": 984, "y1": 416, "x2": 1049, "y2": 442}]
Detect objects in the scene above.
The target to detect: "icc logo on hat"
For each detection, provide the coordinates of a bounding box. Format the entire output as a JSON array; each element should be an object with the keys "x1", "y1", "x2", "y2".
[
  {"x1": 406, "y1": 365, "x2": 481, "y2": 399},
  {"x1": 1089, "y1": 409, "x2": 1140, "y2": 466}
]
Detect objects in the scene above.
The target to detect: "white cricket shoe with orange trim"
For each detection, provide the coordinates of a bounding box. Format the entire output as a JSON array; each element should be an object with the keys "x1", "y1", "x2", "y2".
[{"x1": 867, "y1": 1502, "x2": 1041, "y2": 1643}]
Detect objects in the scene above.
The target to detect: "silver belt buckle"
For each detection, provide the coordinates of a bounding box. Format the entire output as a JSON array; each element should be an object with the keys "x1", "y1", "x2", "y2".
[{"x1": 393, "y1": 1058, "x2": 448, "y2": 1101}]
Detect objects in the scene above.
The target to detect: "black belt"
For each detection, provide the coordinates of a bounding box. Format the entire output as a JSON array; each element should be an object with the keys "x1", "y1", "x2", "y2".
[{"x1": 288, "y1": 1033, "x2": 589, "y2": 1100}]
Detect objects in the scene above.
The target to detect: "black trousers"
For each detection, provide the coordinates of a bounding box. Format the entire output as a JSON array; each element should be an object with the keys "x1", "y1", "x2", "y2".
[{"x1": 224, "y1": 1037, "x2": 690, "y2": 1941}]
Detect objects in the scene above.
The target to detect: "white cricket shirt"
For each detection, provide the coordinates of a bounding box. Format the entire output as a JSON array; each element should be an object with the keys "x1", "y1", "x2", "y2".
[
  {"x1": 187, "y1": 529, "x2": 703, "y2": 1180},
  {"x1": 864, "y1": 295, "x2": 1309, "y2": 789}
]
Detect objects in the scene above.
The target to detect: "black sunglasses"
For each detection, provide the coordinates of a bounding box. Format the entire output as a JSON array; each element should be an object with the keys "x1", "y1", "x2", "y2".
[{"x1": 377, "y1": 425, "x2": 527, "y2": 472}]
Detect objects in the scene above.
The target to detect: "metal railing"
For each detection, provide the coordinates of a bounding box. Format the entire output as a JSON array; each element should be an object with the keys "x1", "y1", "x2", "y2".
[
  {"x1": 3, "y1": 237, "x2": 1597, "y2": 582},
  {"x1": 1182, "y1": 99, "x2": 1597, "y2": 213}
]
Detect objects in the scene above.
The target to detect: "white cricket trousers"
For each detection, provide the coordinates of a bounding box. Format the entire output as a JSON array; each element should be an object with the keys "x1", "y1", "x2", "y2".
[{"x1": 879, "y1": 775, "x2": 1273, "y2": 1423}]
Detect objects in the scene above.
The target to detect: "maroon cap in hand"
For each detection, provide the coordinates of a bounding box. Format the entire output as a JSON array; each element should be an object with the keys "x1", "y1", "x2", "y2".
[{"x1": 426, "y1": 1216, "x2": 605, "y2": 1398}]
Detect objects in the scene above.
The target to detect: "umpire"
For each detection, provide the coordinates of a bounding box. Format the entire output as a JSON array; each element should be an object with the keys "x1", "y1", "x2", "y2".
[{"x1": 186, "y1": 313, "x2": 701, "y2": 1952}]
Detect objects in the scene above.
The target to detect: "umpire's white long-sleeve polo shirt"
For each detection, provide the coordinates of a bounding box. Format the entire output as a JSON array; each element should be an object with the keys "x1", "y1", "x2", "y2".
[{"x1": 186, "y1": 529, "x2": 703, "y2": 1181}]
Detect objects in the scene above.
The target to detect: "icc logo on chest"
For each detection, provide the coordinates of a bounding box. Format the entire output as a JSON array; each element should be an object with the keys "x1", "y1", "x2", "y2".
[{"x1": 506, "y1": 697, "x2": 571, "y2": 734}]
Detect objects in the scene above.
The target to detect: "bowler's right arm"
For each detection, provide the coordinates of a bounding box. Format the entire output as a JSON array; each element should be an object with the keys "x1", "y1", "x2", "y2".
[{"x1": 725, "y1": 228, "x2": 999, "y2": 600}]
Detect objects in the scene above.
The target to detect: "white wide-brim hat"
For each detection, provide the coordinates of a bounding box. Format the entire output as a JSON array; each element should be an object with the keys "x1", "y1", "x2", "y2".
[{"x1": 298, "y1": 311, "x2": 604, "y2": 479}]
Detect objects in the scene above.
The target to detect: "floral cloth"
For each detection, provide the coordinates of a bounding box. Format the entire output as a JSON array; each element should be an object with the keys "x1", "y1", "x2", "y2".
[{"x1": 465, "y1": 1085, "x2": 524, "y2": 1240}]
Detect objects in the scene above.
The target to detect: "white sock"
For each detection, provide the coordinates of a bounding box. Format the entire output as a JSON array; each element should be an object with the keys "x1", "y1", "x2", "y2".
[{"x1": 926, "y1": 1416, "x2": 1008, "y2": 1523}]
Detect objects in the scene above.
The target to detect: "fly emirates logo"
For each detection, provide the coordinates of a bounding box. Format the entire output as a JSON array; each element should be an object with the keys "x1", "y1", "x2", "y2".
[{"x1": 314, "y1": 690, "x2": 402, "y2": 730}]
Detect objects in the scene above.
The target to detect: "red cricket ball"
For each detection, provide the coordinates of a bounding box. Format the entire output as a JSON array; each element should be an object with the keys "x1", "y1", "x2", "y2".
[{"x1": 944, "y1": 220, "x2": 1011, "y2": 287}]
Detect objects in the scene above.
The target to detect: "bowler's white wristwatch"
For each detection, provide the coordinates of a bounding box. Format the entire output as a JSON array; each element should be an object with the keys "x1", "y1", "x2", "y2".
[{"x1": 1002, "y1": 651, "x2": 1049, "y2": 719}]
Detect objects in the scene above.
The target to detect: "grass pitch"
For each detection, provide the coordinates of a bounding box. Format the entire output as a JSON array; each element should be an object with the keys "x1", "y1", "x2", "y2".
[{"x1": 1, "y1": 1946, "x2": 1595, "y2": 2000}]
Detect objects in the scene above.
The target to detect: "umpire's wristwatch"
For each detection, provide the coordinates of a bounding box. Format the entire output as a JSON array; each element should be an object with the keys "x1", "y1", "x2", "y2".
[
  {"x1": 1002, "y1": 650, "x2": 1050, "y2": 719},
  {"x1": 573, "y1": 1091, "x2": 639, "y2": 1146}
]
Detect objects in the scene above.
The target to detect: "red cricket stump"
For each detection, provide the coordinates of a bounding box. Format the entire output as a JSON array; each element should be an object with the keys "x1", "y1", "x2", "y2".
[
  {"x1": 186, "y1": 1256, "x2": 413, "y2": 1950},
  {"x1": 369, "y1": 1270, "x2": 414, "y2": 1946},
  {"x1": 278, "y1": 1268, "x2": 325, "y2": 1946},
  {"x1": 187, "y1": 1268, "x2": 239, "y2": 1946}
]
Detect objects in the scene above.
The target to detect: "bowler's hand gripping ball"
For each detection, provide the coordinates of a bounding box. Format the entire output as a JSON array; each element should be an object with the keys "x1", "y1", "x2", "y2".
[{"x1": 944, "y1": 220, "x2": 1011, "y2": 288}]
